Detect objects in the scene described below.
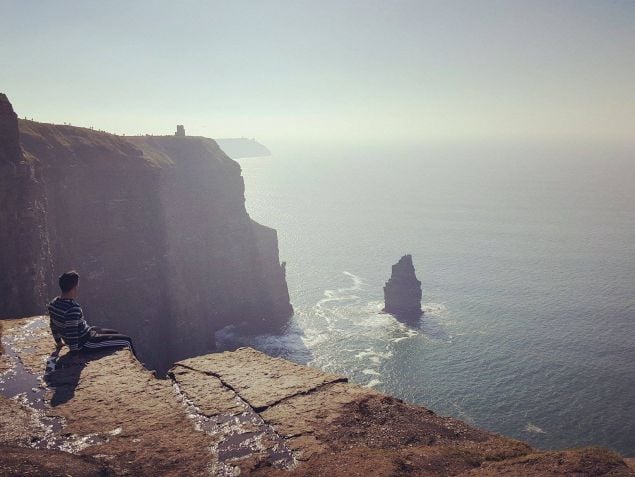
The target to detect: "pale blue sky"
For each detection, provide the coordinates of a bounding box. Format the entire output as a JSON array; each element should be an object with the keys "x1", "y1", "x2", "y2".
[{"x1": 1, "y1": 0, "x2": 633, "y2": 147}]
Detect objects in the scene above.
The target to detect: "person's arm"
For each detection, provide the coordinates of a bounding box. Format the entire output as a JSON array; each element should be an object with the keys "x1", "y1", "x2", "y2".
[
  {"x1": 49, "y1": 321, "x2": 63, "y2": 347},
  {"x1": 47, "y1": 304, "x2": 64, "y2": 348},
  {"x1": 64, "y1": 306, "x2": 82, "y2": 352}
]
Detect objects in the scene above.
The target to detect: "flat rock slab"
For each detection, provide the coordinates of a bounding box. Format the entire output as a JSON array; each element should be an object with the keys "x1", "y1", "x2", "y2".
[
  {"x1": 0, "y1": 395, "x2": 45, "y2": 447},
  {"x1": 1, "y1": 317, "x2": 56, "y2": 373},
  {"x1": 0, "y1": 318, "x2": 222, "y2": 476},
  {"x1": 169, "y1": 365, "x2": 248, "y2": 417},
  {"x1": 43, "y1": 350, "x2": 217, "y2": 476},
  {"x1": 175, "y1": 347, "x2": 347, "y2": 410},
  {"x1": 0, "y1": 318, "x2": 33, "y2": 374},
  {"x1": 261, "y1": 381, "x2": 377, "y2": 439}
]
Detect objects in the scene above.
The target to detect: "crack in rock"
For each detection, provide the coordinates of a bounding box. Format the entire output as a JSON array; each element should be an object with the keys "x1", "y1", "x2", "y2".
[{"x1": 170, "y1": 374, "x2": 296, "y2": 474}]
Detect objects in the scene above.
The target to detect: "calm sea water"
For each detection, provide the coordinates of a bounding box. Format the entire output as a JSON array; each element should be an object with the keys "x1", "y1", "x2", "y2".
[{"x1": 219, "y1": 144, "x2": 635, "y2": 456}]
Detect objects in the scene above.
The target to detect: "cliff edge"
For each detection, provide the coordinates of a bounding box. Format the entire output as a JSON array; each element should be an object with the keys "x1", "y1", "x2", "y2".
[
  {"x1": 0, "y1": 95, "x2": 292, "y2": 373},
  {"x1": 1, "y1": 316, "x2": 632, "y2": 476}
]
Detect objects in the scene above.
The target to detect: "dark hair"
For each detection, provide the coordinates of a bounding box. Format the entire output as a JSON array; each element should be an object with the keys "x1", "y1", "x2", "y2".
[{"x1": 59, "y1": 271, "x2": 80, "y2": 293}]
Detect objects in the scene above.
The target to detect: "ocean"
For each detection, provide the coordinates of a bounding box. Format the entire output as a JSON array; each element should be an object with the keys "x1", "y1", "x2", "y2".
[{"x1": 218, "y1": 144, "x2": 635, "y2": 456}]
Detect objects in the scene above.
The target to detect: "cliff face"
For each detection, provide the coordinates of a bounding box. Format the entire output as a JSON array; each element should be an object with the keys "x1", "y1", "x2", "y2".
[
  {"x1": 0, "y1": 95, "x2": 292, "y2": 372},
  {"x1": 0, "y1": 94, "x2": 52, "y2": 319},
  {"x1": 1, "y1": 316, "x2": 633, "y2": 477}
]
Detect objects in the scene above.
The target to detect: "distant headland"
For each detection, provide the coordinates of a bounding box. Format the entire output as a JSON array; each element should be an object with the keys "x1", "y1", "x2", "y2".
[
  {"x1": 215, "y1": 137, "x2": 272, "y2": 159},
  {"x1": 175, "y1": 126, "x2": 271, "y2": 158}
]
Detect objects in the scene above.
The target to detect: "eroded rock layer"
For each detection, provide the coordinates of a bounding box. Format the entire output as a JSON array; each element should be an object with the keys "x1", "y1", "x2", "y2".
[
  {"x1": 1, "y1": 317, "x2": 632, "y2": 477},
  {"x1": 0, "y1": 94, "x2": 292, "y2": 372}
]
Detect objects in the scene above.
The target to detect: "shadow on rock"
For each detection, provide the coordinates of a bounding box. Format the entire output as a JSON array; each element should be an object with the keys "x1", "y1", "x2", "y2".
[{"x1": 44, "y1": 349, "x2": 118, "y2": 407}]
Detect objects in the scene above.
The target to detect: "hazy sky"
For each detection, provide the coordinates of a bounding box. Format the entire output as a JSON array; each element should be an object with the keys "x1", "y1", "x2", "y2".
[{"x1": 1, "y1": 0, "x2": 633, "y2": 147}]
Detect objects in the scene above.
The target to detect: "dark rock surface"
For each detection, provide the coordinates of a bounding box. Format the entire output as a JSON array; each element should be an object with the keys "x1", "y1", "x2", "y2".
[
  {"x1": 0, "y1": 94, "x2": 51, "y2": 320},
  {"x1": 0, "y1": 446, "x2": 114, "y2": 477},
  {"x1": 1, "y1": 316, "x2": 632, "y2": 477},
  {"x1": 0, "y1": 94, "x2": 292, "y2": 373},
  {"x1": 383, "y1": 254, "x2": 423, "y2": 317}
]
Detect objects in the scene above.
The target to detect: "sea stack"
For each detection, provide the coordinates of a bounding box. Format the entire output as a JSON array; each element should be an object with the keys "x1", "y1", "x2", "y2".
[{"x1": 383, "y1": 254, "x2": 422, "y2": 317}]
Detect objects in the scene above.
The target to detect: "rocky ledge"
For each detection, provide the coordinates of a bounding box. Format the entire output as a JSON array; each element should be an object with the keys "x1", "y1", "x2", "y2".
[{"x1": 1, "y1": 317, "x2": 633, "y2": 477}]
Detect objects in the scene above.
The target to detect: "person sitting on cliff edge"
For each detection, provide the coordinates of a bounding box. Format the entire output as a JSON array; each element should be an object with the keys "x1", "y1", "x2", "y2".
[{"x1": 47, "y1": 271, "x2": 136, "y2": 357}]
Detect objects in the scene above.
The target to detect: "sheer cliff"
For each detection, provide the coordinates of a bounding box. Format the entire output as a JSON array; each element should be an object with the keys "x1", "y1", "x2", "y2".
[{"x1": 0, "y1": 94, "x2": 292, "y2": 372}]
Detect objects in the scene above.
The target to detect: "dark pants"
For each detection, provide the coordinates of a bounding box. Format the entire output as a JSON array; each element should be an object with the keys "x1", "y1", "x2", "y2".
[{"x1": 83, "y1": 327, "x2": 136, "y2": 357}]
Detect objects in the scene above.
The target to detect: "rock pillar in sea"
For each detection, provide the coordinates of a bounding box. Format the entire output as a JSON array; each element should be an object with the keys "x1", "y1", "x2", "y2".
[{"x1": 383, "y1": 254, "x2": 422, "y2": 317}]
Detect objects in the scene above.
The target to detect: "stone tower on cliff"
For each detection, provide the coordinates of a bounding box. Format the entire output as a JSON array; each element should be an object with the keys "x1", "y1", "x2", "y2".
[
  {"x1": 175, "y1": 124, "x2": 185, "y2": 136},
  {"x1": 383, "y1": 254, "x2": 422, "y2": 317}
]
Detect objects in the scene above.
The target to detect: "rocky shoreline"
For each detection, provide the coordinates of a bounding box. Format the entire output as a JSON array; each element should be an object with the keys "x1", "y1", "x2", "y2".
[{"x1": 1, "y1": 316, "x2": 633, "y2": 476}]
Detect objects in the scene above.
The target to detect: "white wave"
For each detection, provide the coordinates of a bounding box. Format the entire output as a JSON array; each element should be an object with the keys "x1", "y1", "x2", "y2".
[
  {"x1": 300, "y1": 331, "x2": 330, "y2": 348},
  {"x1": 390, "y1": 335, "x2": 412, "y2": 343},
  {"x1": 315, "y1": 272, "x2": 364, "y2": 308},
  {"x1": 422, "y1": 302, "x2": 447, "y2": 315},
  {"x1": 364, "y1": 379, "x2": 382, "y2": 388},
  {"x1": 354, "y1": 350, "x2": 374, "y2": 360},
  {"x1": 341, "y1": 271, "x2": 364, "y2": 292},
  {"x1": 362, "y1": 369, "x2": 381, "y2": 376},
  {"x1": 366, "y1": 300, "x2": 384, "y2": 311},
  {"x1": 524, "y1": 423, "x2": 547, "y2": 434},
  {"x1": 214, "y1": 323, "x2": 312, "y2": 364},
  {"x1": 354, "y1": 348, "x2": 393, "y2": 362},
  {"x1": 316, "y1": 292, "x2": 359, "y2": 307}
]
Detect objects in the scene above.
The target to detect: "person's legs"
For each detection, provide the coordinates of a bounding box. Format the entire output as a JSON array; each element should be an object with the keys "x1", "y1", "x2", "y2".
[
  {"x1": 91, "y1": 327, "x2": 119, "y2": 334},
  {"x1": 83, "y1": 330, "x2": 136, "y2": 357}
]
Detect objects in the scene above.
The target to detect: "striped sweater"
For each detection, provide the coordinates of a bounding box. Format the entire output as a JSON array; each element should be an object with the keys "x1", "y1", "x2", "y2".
[{"x1": 47, "y1": 297, "x2": 92, "y2": 351}]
